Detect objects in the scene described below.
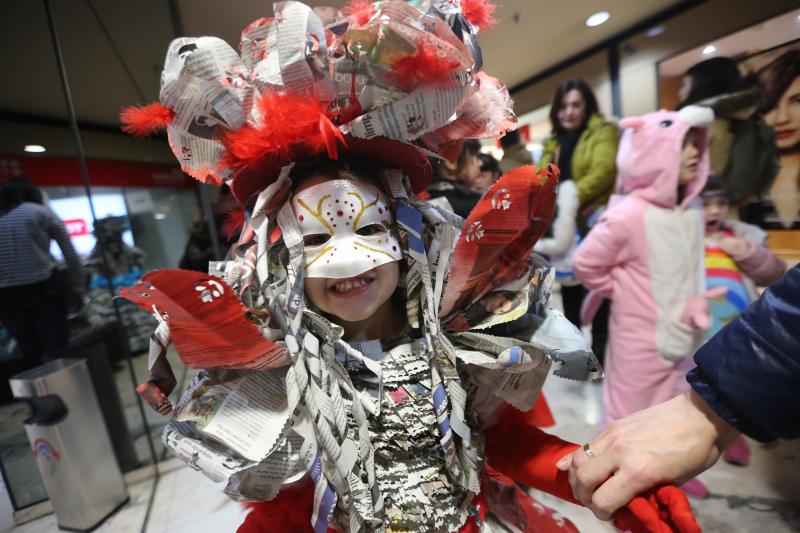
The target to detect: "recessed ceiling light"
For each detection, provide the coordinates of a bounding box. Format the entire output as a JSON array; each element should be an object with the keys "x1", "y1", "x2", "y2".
[
  {"x1": 154, "y1": 213, "x2": 167, "y2": 220},
  {"x1": 586, "y1": 11, "x2": 610, "y2": 27},
  {"x1": 645, "y1": 25, "x2": 665, "y2": 38},
  {"x1": 24, "y1": 144, "x2": 46, "y2": 153},
  {"x1": 703, "y1": 45, "x2": 716, "y2": 55}
]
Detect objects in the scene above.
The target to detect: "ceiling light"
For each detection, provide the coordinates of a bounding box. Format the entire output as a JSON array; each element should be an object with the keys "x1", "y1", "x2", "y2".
[
  {"x1": 645, "y1": 25, "x2": 665, "y2": 38},
  {"x1": 586, "y1": 11, "x2": 610, "y2": 27},
  {"x1": 703, "y1": 45, "x2": 716, "y2": 55},
  {"x1": 24, "y1": 144, "x2": 46, "y2": 153},
  {"x1": 153, "y1": 213, "x2": 167, "y2": 220}
]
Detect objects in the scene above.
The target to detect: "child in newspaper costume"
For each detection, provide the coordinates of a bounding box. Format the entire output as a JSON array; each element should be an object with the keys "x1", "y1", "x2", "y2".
[{"x1": 120, "y1": 1, "x2": 700, "y2": 532}]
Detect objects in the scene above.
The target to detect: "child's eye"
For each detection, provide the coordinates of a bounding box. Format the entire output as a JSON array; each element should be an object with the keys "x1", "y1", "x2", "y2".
[
  {"x1": 303, "y1": 233, "x2": 331, "y2": 247},
  {"x1": 356, "y1": 223, "x2": 387, "y2": 237}
]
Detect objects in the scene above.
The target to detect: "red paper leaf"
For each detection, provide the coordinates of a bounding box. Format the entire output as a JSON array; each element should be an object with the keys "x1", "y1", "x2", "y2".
[
  {"x1": 120, "y1": 269, "x2": 289, "y2": 369},
  {"x1": 439, "y1": 165, "x2": 558, "y2": 328}
]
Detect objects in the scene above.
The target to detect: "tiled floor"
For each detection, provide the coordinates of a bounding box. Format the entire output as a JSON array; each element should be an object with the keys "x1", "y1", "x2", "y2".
[{"x1": 1, "y1": 358, "x2": 799, "y2": 532}]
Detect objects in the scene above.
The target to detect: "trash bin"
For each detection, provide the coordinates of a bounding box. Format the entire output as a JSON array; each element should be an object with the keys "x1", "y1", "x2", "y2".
[{"x1": 10, "y1": 358, "x2": 129, "y2": 531}]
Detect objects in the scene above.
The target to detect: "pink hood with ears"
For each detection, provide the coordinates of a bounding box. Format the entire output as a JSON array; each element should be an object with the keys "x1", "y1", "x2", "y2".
[{"x1": 616, "y1": 106, "x2": 713, "y2": 208}]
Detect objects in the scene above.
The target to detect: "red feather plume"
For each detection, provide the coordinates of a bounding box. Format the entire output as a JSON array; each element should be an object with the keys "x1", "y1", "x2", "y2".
[
  {"x1": 222, "y1": 207, "x2": 247, "y2": 241},
  {"x1": 221, "y1": 92, "x2": 345, "y2": 172},
  {"x1": 342, "y1": 0, "x2": 376, "y2": 26},
  {"x1": 120, "y1": 103, "x2": 175, "y2": 137},
  {"x1": 391, "y1": 43, "x2": 460, "y2": 89},
  {"x1": 462, "y1": 0, "x2": 498, "y2": 31}
]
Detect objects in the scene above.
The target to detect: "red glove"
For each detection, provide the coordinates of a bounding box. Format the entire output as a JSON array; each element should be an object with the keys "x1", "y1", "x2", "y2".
[{"x1": 485, "y1": 405, "x2": 701, "y2": 533}]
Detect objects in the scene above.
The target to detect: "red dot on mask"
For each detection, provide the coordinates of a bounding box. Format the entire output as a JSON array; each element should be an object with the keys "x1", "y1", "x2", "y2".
[
  {"x1": 298, "y1": 215, "x2": 304, "y2": 222},
  {"x1": 337, "y1": 210, "x2": 343, "y2": 217}
]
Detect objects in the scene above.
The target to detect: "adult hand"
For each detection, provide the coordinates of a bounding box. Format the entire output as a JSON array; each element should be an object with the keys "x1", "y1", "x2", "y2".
[{"x1": 555, "y1": 390, "x2": 739, "y2": 520}]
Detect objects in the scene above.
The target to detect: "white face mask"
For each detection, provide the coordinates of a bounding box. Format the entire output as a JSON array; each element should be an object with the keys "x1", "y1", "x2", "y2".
[{"x1": 290, "y1": 179, "x2": 403, "y2": 279}]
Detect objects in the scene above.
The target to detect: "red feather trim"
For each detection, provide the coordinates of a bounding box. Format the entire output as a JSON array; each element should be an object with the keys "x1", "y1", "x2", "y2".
[
  {"x1": 221, "y1": 92, "x2": 345, "y2": 172},
  {"x1": 391, "y1": 42, "x2": 459, "y2": 89},
  {"x1": 462, "y1": 0, "x2": 498, "y2": 31},
  {"x1": 342, "y1": 0, "x2": 376, "y2": 26},
  {"x1": 120, "y1": 103, "x2": 174, "y2": 137},
  {"x1": 221, "y1": 207, "x2": 246, "y2": 241}
]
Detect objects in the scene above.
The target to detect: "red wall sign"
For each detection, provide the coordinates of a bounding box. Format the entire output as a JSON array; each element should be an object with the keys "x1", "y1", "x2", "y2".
[{"x1": 0, "y1": 155, "x2": 195, "y2": 189}]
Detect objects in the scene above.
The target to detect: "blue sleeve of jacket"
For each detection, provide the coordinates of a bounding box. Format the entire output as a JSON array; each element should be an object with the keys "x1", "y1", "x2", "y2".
[{"x1": 687, "y1": 264, "x2": 800, "y2": 442}]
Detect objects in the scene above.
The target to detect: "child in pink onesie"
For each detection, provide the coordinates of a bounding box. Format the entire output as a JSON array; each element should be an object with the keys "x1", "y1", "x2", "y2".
[{"x1": 573, "y1": 106, "x2": 717, "y2": 429}]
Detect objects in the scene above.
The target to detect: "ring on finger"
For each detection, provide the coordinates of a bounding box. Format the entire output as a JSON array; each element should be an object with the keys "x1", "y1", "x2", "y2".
[{"x1": 583, "y1": 442, "x2": 594, "y2": 459}]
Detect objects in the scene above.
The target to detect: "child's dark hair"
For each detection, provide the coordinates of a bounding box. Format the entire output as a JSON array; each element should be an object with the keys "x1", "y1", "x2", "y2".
[
  {"x1": 702, "y1": 175, "x2": 727, "y2": 196},
  {"x1": 478, "y1": 153, "x2": 500, "y2": 176},
  {"x1": 290, "y1": 157, "x2": 383, "y2": 191},
  {"x1": 549, "y1": 79, "x2": 599, "y2": 134}
]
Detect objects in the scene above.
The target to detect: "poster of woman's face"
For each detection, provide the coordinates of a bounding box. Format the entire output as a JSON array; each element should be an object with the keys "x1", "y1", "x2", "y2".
[{"x1": 739, "y1": 41, "x2": 800, "y2": 230}]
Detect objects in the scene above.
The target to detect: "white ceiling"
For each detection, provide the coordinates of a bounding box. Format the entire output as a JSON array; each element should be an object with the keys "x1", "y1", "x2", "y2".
[{"x1": 0, "y1": 0, "x2": 681, "y2": 129}]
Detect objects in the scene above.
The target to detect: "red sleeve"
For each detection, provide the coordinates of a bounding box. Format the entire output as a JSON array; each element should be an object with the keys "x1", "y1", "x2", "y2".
[{"x1": 484, "y1": 405, "x2": 701, "y2": 533}]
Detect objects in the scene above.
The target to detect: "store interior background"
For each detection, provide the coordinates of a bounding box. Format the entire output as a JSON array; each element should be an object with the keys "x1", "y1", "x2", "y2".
[{"x1": 0, "y1": 0, "x2": 798, "y2": 531}]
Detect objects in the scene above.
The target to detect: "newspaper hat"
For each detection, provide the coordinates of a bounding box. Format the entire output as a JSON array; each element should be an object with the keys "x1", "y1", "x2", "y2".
[{"x1": 120, "y1": 0, "x2": 515, "y2": 203}]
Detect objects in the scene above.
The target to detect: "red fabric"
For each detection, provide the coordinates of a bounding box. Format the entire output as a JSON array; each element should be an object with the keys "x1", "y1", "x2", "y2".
[
  {"x1": 461, "y1": 0, "x2": 498, "y2": 30},
  {"x1": 230, "y1": 134, "x2": 432, "y2": 205},
  {"x1": 485, "y1": 405, "x2": 701, "y2": 533},
  {"x1": 530, "y1": 393, "x2": 556, "y2": 428},
  {"x1": 482, "y1": 464, "x2": 578, "y2": 532},
  {"x1": 120, "y1": 270, "x2": 288, "y2": 369},
  {"x1": 120, "y1": 103, "x2": 174, "y2": 137},
  {"x1": 237, "y1": 478, "x2": 316, "y2": 533}
]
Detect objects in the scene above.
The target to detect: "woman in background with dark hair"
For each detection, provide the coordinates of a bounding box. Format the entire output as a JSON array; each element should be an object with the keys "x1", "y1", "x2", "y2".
[
  {"x1": 540, "y1": 79, "x2": 618, "y2": 222},
  {"x1": 539, "y1": 79, "x2": 617, "y2": 362},
  {"x1": 0, "y1": 176, "x2": 85, "y2": 366},
  {"x1": 678, "y1": 56, "x2": 780, "y2": 208},
  {"x1": 741, "y1": 49, "x2": 800, "y2": 229}
]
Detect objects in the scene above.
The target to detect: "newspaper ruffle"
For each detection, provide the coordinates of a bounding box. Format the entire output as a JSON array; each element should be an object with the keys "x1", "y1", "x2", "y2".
[{"x1": 120, "y1": 1, "x2": 517, "y2": 203}]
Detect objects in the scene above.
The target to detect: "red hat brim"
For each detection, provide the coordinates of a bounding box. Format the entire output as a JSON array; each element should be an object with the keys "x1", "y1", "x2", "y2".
[{"x1": 230, "y1": 135, "x2": 432, "y2": 205}]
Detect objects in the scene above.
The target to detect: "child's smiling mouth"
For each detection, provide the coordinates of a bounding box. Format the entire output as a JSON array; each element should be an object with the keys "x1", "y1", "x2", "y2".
[{"x1": 327, "y1": 274, "x2": 376, "y2": 296}]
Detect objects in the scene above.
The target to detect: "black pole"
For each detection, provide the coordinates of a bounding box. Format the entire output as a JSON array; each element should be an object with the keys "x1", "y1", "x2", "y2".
[
  {"x1": 608, "y1": 42, "x2": 622, "y2": 118},
  {"x1": 42, "y1": 0, "x2": 160, "y2": 475}
]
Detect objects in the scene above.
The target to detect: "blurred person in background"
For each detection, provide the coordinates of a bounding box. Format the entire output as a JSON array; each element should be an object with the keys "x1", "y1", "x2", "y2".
[
  {"x1": 699, "y1": 175, "x2": 785, "y2": 466},
  {"x1": 533, "y1": 177, "x2": 581, "y2": 324},
  {"x1": 539, "y1": 78, "x2": 618, "y2": 363},
  {"x1": 573, "y1": 107, "x2": 718, "y2": 498},
  {"x1": 0, "y1": 176, "x2": 85, "y2": 366},
  {"x1": 498, "y1": 128, "x2": 532, "y2": 173},
  {"x1": 678, "y1": 56, "x2": 780, "y2": 209},
  {"x1": 427, "y1": 139, "x2": 483, "y2": 217},
  {"x1": 472, "y1": 152, "x2": 501, "y2": 193},
  {"x1": 741, "y1": 49, "x2": 800, "y2": 229}
]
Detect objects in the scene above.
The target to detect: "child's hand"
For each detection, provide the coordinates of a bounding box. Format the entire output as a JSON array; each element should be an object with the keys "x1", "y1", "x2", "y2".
[
  {"x1": 681, "y1": 287, "x2": 728, "y2": 329},
  {"x1": 718, "y1": 236, "x2": 750, "y2": 258}
]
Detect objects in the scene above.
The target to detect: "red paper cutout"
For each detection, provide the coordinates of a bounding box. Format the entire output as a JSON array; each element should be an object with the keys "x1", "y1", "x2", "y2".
[{"x1": 120, "y1": 269, "x2": 289, "y2": 370}]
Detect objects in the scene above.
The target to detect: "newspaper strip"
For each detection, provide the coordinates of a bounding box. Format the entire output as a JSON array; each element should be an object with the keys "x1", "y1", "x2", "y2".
[{"x1": 174, "y1": 367, "x2": 295, "y2": 462}]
